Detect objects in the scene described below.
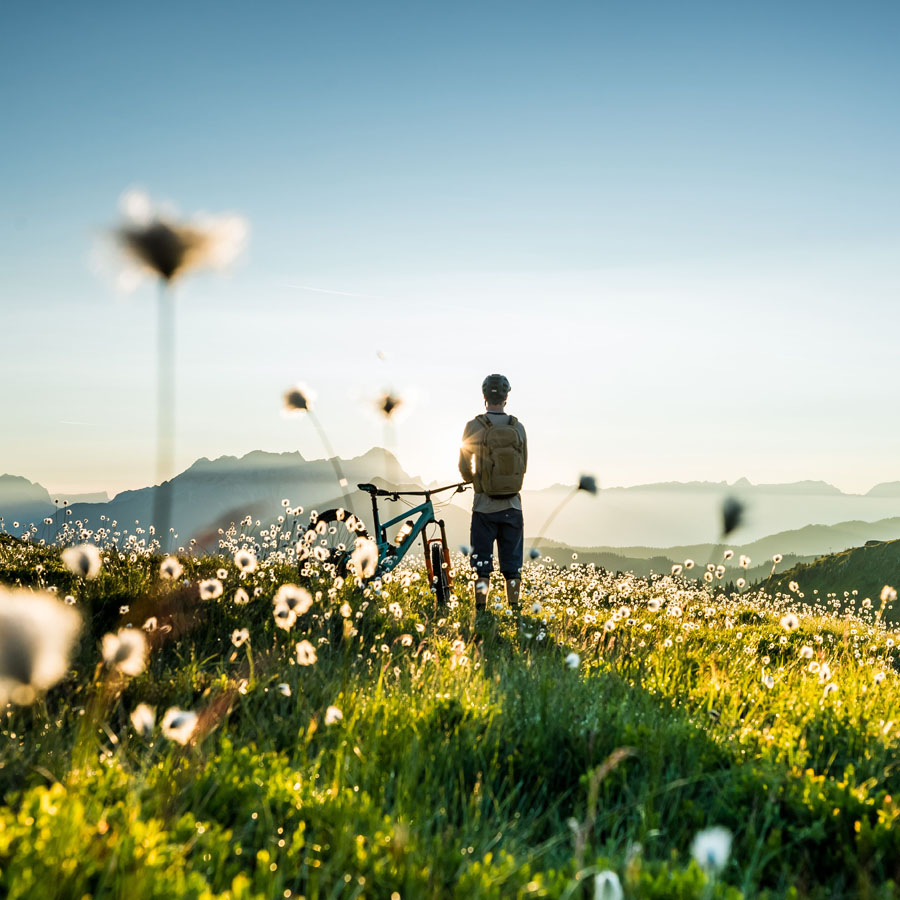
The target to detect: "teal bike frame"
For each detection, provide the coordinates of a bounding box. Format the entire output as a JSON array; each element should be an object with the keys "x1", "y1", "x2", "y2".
[{"x1": 356, "y1": 482, "x2": 467, "y2": 577}]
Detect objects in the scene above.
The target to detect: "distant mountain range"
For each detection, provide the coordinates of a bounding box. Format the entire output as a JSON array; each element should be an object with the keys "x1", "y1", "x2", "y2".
[{"x1": 3, "y1": 449, "x2": 900, "y2": 554}]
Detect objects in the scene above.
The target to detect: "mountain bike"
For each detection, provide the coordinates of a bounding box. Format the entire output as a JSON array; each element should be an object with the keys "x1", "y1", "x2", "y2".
[{"x1": 300, "y1": 482, "x2": 468, "y2": 604}]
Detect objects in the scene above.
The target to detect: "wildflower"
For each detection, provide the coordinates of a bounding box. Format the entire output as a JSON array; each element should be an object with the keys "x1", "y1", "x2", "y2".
[
  {"x1": 671, "y1": 564, "x2": 683, "y2": 576},
  {"x1": 102, "y1": 628, "x2": 149, "y2": 676},
  {"x1": 276, "y1": 683, "x2": 291, "y2": 696},
  {"x1": 199, "y1": 579, "x2": 223, "y2": 600},
  {"x1": 788, "y1": 581, "x2": 799, "y2": 593},
  {"x1": 874, "y1": 671, "x2": 886, "y2": 685},
  {"x1": 160, "y1": 556, "x2": 183, "y2": 580},
  {"x1": 780, "y1": 613, "x2": 800, "y2": 631},
  {"x1": 565, "y1": 652, "x2": 581, "y2": 669},
  {"x1": 295, "y1": 640, "x2": 317, "y2": 666},
  {"x1": 348, "y1": 538, "x2": 379, "y2": 579},
  {"x1": 823, "y1": 683, "x2": 838, "y2": 697},
  {"x1": 274, "y1": 605, "x2": 297, "y2": 630},
  {"x1": 161, "y1": 707, "x2": 198, "y2": 745},
  {"x1": 233, "y1": 588, "x2": 250, "y2": 605},
  {"x1": 723, "y1": 549, "x2": 734, "y2": 560},
  {"x1": 604, "y1": 619, "x2": 615, "y2": 631},
  {"x1": 772, "y1": 554, "x2": 783, "y2": 564},
  {"x1": 130, "y1": 703, "x2": 156, "y2": 736},
  {"x1": 234, "y1": 548, "x2": 258, "y2": 573},
  {"x1": 112, "y1": 189, "x2": 248, "y2": 285},
  {"x1": 736, "y1": 578, "x2": 746, "y2": 589},
  {"x1": 529, "y1": 548, "x2": 541, "y2": 560},
  {"x1": 275, "y1": 584, "x2": 313, "y2": 615},
  {"x1": 881, "y1": 585, "x2": 897, "y2": 603},
  {"x1": 739, "y1": 555, "x2": 751, "y2": 568},
  {"x1": 459, "y1": 544, "x2": 472, "y2": 556},
  {"x1": 684, "y1": 559, "x2": 695, "y2": 569},
  {"x1": 647, "y1": 598, "x2": 661, "y2": 612},
  {"x1": 762, "y1": 672, "x2": 775, "y2": 689},
  {"x1": 800, "y1": 645, "x2": 814, "y2": 659},
  {"x1": 691, "y1": 826, "x2": 732, "y2": 874},
  {"x1": 61, "y1": 544, "x2": 102, "y2": 579},
  {"x1": 594, "y1": 870, "x2": 623, "y2": 900},
  {"x1": 578, "y1": 474, "x2": 598, "y2": 495},
  {"x1": 531, "y1": 601, "x2": 542, "y2": 614},
  {"x1": 231, "y1": 629, "x2": 249, "y2": 648},
  {"x1": 143, "y1": 616, "x2": 157, "y2": 632},
  {"x1": 283, "y1": 383, "x2": 313, "y2": 414},
  {"x1": 721, "y1": 497, "x2": 744, "y2": 537},
  {"x1": 377, "y1": 391, "x2": 403, "y2": 418},
  {"x1": 0, "y1": 587, "x2": 82, "y2": 706},
  {"x1": 400, "y1": 634, "x2": 413, "y2": 647},
  {"x1": 703, "y1": 572, "x2": 713, "y2": 583},
  {"x1": 324, "y1": 705, "x2": 343, "y2": 725}
]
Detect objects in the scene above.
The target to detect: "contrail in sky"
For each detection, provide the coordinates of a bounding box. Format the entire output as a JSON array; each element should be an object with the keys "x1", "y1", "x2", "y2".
[{"x1": 283, "y1": 282, "x2": 385, "y2": 300}]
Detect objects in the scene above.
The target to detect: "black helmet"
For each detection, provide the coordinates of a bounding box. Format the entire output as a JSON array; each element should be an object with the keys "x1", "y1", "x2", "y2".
[{"x1": 482, "y1": 373, "x2": 510, "y2": 402}]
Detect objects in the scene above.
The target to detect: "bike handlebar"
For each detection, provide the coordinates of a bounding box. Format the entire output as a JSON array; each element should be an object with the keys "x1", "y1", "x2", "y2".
[{"x1": 357, "y1": 481, "x2": 469, "y2": 497}]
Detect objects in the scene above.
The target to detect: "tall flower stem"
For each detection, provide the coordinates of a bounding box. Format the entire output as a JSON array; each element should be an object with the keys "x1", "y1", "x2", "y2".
[
  {"x1": 530, "y1": 487, "x2": 577, "y2": 556},
  {"x1": 152, "y1": 280, "x2": 175, "y2": 551},
  {"x1": 308, "y1": 410, "x2": 354, "y2": 514}
]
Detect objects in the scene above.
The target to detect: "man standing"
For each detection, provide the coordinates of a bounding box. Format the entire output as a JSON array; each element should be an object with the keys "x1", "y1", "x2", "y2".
[{"x1": 458, "y1": 374, "x2": 527, "y2": 613}]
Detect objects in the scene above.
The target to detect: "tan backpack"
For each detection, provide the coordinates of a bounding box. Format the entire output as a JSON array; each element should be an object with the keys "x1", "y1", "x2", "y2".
[{"x1": 474, "y1": 415, "x2": 526, "y2": 497}]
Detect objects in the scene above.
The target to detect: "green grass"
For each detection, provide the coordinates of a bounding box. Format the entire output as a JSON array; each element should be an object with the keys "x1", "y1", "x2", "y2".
[{"x1": 1, "y1": 536, "x2": 899, "y2": 899}]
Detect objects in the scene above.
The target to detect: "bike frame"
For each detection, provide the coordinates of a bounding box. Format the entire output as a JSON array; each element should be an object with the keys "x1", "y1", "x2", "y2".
[{"x1": 357, "y1": 482, "x2": 466, "y2": 576}]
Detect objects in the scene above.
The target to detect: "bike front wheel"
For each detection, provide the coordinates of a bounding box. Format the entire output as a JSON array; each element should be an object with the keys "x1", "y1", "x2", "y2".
[{"x1": 430, "y1": 541, "x2": 451, "y2": 605}]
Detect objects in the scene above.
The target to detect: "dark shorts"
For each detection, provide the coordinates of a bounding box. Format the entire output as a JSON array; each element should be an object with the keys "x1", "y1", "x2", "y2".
[{"x1": 470, "y1": 508, "x2": 524, "y2": 579}]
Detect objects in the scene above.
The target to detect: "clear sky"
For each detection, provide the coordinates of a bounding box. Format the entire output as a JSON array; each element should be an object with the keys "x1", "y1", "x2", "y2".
[{"x1": 2, "y1": 1, "x2": 899, "y2": 496}]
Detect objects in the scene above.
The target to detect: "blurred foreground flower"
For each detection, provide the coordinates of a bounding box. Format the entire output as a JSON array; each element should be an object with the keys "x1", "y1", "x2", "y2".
[
  {"x1": 295, "y1": 640, "x2": 318, "y2": 666},
  {"x1": 102, "y1": 628, "x2": 148, "y2": 676},
  {"x1": 199, "y1": 578, "x2": 224, "y2": 600},
  {"x1": 721, "y1": 497, "x2": 744, "y2": 537},
  {"x1": 234, "y1": 548, "x2": 258, "y2": 573},
  {"x1": 594, "y1": 871, "x2": 623, "y2": 900},
  {"x1": 577, "y1": 474, "x2": 598, "y2": 495},
  {"x1": 691, "y1": 826, "x2": 732, "y2": 875},
  {"x1": 160, "y1": 555, "x2": 183, "y2": 580},
  {"x1": 324, "y1": 705, "x2": 343, "y2": 725},
  {"x1": 377, "y1": 391, "x2": 403, "y2": 419},
  {"x1": 112, "y1": 188, "x2": 248, "y2": 287},
  {"x1": 106, "y1": 190, "x2": 249, "y2": 552},
  {"x1": 130, "y1": 703, "x2": 156, "y2": 737},
  {"x1": 0, "y1": 587, "x2": 82, "y2": 706},
  {"x1": 62, "y1": 544, "x2": 102, "y2": 580},
  {"x1": 348, "y1": 537, "x2": 379, "y2": 579},
  {"x1": 161, "y1": 707, "x2": 198, "y2": 745}
]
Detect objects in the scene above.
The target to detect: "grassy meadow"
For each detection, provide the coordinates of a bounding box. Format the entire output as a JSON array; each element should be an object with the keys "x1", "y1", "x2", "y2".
[{"x1": 0, "y1": 521, "x2": 899, "y2": 900}]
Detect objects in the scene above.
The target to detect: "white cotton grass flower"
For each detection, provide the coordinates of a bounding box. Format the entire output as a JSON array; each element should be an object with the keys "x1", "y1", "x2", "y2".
[
  {"x1": 160, "y1": 707, "x2": 199, "y2": 745},
  {"x1": 102, "y1": 628, "x2": 149, "y2": 676},
  {"x1": 199, "y1": 579, "x2": 224, "y2": 600},
  {"x1": 671, "y1": 564, "x2": 683, "y2": 576},
  {"x1": 739, "y1": 555, "x2": 751, "y2": 569},
  {"x1": 683, "y1": 559, "x2": 695, "y2": 570},
  {"x1": 61, "y1": 544, "x2": 103, "y2": 580},
  {"x1": 647, "y1": 598, "x2": 661, "y2": 612},
  {"x1": 109, "y1": 188, "x2": 249, "y2": 288},
  {"x1": 881, "y1": 585, "x2": 897, "y2": 603},
  {"x1": 723, "y1": 549, "x2": 734, "y2": 560},
  {"x1": 772, "y1": 554, "x2": 783, "y2": 564},
  {"x1": 233, "y1": 588, "x2": 250, "y2": 605},
  {"x1": 273, "y1": 605, "x2": 297, "y2": 631},
  {"x1": 0, "y1": 587, "x2": 82, "y2": 706},
  {"x1": 780, "y1": 612, "x2": 800, "y2": 631},
  {"x1": 276, "y1": 683, "x2": 292, "y2": 696},
  {"x1": 231, "y1": 628, "x2": 249, "y2": 648},
  {"x1": 324, "y1": 705, "x2": 343, "y2": 725},
  {"x1": 690, "y1": 826, "x2": 732, "y2": 875},
  {"x1": 274, "y1": 584, "x2": 313, "y2": 616},
  {"x1": 160, "y1": 556, "x2": 183, "y2": 580},
  {"x1": 593, "y1": 870, "x2": 623, "y2": 900},
  {"x1": 762, "y1": 672, "x2": 775, "y2": 689},
  {"x1": 348, "y1": 538, "x2": 379, "y2": 579},
  {"x1": 130, "y1": 703, "x2": 156, "y2": 737},
  {"x1": 295, "y1": 640, "x2": 318, "y2": 666},
  {"x1": 565, "y1": 652, "x2": 581, "y2": 669},
  {"x1": 233, "y1": 548, "x2": 258, "y2": 573},
  {"x1": 800, "y1": 645, "x2": 814, "y2": 659}
]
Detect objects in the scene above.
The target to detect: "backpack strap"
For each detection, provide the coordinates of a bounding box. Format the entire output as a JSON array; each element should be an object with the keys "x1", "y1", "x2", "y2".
[{"x1": 477, "y1": 414, "x2": 492, "y2": 429}]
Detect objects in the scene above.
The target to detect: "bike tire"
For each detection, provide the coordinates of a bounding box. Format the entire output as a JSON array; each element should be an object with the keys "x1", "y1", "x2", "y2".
[{"x1": 299, "y1": 508, "x2": 370, "y2": 575}]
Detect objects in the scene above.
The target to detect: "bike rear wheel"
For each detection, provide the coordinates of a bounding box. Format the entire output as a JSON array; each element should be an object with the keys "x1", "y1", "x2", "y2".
[{"x1": 299, "y1": 508, "x2": 369, "y2": 574}]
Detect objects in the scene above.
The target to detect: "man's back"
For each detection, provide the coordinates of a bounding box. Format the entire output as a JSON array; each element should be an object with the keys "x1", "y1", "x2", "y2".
[{"x1": 459, "y1": 412, "x2": 528, "y2": 513}]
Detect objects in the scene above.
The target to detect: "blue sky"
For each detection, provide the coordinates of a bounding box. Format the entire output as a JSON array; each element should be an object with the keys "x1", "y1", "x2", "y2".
[{"x1": 2, "y1": 1, "x2": 899, "y2": 495}]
